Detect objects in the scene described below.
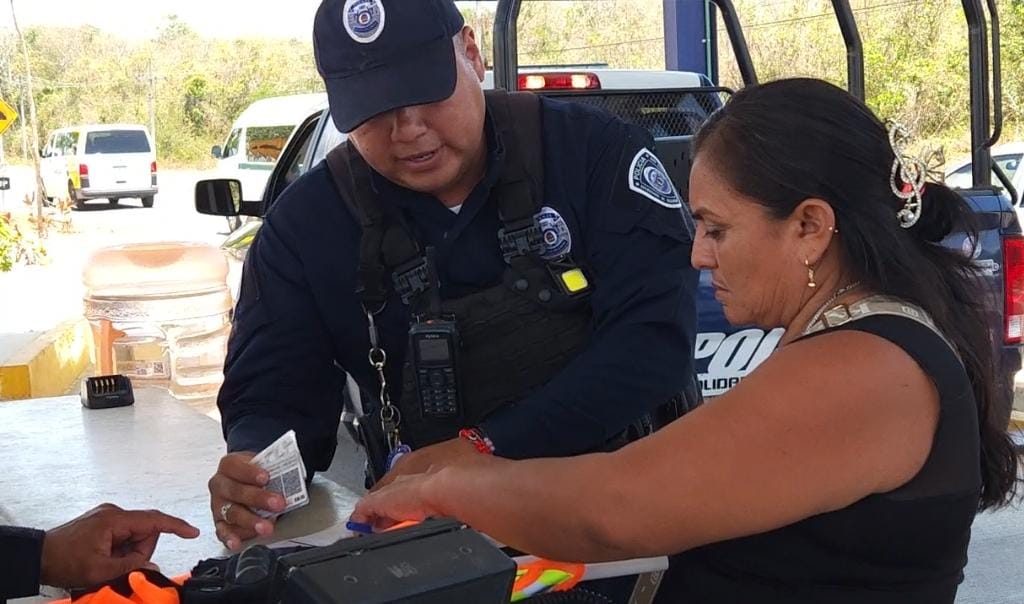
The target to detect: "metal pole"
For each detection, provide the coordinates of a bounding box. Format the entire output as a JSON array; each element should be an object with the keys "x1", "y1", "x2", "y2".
[
  {"x1": 707, "y1": 0, "x2": 757, "y2": 85},
  {"x1": 493, "y1": 0, "x2": 521, "y2": 91},
  {"x1": 984, "y1": 0, "x2": 1002, "y2": 148},
  {"x1": 830, "y1": 0, "x2": 865, "y2": 101},
  {"x1": 706, "y1": 1, "x2": 719, "y2": 84},
  {"x1": 663, "y1": 0, "x2": 711, "y2": 76},
  {"x1": 962, "y1": 0, "x2": 992, "y2": 188}
]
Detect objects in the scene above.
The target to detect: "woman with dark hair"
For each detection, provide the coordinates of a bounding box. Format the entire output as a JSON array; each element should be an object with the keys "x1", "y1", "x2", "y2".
[{"x1": 350, "y1": 78, "x2": 1020, "y2": 602}]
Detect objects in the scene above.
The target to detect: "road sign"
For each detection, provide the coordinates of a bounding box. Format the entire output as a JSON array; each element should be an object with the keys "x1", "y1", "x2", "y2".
[
  {"x1": 0, "y1": 98, "x2": 18, "y2": 137},
  {"x1": 0, "y1": 177, "x2": 9, "y2": 191}
]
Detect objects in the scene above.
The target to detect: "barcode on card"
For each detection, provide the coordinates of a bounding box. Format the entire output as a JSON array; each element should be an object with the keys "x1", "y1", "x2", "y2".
[{"x1": 268, "y1": 468, "x2": 303, "y2": 498}]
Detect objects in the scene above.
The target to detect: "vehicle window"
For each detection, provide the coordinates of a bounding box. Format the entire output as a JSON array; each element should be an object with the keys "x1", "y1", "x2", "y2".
[
  {"x1": 946, "y1": 155, "x2": 1021, "y2": 189},
  {"x1": 84, "y1": 130, "x2": 152, "y2": 154},
  {"x1": 310, "y1": 115, "x2": 347, "y2": 167},
  {"x1": 264, "y1": 114, "x2": 321, "y2": 211},
  {"x1": 58, "y1": 133, "x2": 78, "y2": 155},
  {"x1": 44, "y1": 134, "x2": 57, "y2": 156},
  {"x1": 945, "y1": 163, "x2": 975, "y2": 189},
  {"x1": 283, "y1": 129, "x2": 315, "y2": 188},
  {"x1": 994, "y1": 154, "x2": 1021, "y2": 183},
  {"x1": 68, "y1": 131, "x2": 80, "y2": 154},
  {"x1": 245, "y1": 125, "x2": 295, "y2": 163},
  {"x1": 222, "y1": 128, "x2": 242, "y2": 158}
]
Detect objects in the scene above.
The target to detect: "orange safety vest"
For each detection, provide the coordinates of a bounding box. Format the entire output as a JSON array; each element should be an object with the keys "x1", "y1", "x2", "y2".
[{"x1": 50, "y1": 571, "x2": 187, "y2": 604}]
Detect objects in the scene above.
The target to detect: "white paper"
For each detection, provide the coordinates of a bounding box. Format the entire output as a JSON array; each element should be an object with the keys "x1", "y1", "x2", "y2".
[
  {"x1": 251, "y1": 430, "x2": 309, "y2": 518},
  {"x1": 267, "y1": 521, "x2": 362, "y2": 549}
]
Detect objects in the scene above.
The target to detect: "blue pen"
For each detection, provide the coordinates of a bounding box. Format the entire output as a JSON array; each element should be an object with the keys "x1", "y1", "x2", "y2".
[{"x1": 346, "y1": 520, "x2": 374, "y2": 534}]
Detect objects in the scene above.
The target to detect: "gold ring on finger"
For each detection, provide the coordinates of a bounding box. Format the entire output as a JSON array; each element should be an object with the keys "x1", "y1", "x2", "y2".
[{"x1": 220, "y1": 502, "x2": 233, "y2": 523}]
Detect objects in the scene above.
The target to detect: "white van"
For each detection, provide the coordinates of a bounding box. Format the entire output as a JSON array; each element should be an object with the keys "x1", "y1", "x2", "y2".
[
  {"x1": 212, "y1": 93, "x2": 328, "y2": 201},
  {"x1": 41, "y1": 124, "x2": 158, "y2": 209}
]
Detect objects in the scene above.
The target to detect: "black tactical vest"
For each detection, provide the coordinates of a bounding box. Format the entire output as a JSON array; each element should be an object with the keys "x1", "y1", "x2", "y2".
[{"x1": 326, "y1": 91, "x2": 597, "y2": 449}]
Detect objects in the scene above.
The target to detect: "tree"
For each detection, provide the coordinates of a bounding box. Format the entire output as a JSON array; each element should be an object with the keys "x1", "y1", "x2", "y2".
[
  {"x1": 0, "y1": 0, "x2": 1019, "y2": 170},
  {"x1": 9, "y1": 0, "x2": 45, "y2": 235}
]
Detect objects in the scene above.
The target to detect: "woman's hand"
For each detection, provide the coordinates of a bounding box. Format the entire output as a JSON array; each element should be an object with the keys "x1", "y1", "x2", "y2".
[{"x1": 351, "y1": 468, "x2": 457, "y2": 530}]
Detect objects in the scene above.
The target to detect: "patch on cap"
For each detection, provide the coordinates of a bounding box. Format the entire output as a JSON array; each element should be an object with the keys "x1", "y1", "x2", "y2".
[{"x1": 343, "y1": 0, "x2": 386, "y2": 44}]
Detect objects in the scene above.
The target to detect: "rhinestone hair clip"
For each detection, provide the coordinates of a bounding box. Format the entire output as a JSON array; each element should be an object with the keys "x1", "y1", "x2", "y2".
[{"x1": 888, "y1": 121, "x2": 928, "y2": 229}]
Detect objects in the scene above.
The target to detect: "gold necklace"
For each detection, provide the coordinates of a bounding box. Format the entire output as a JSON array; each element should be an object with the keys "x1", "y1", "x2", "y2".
[{"x1": 805, "y1": 281, "x2": 863, "y2": 332}]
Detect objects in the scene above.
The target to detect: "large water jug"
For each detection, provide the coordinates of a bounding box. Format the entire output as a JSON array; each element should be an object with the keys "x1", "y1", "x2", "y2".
[{"x1": 82, "y1": 242, "x2": 232, "y2": 401}]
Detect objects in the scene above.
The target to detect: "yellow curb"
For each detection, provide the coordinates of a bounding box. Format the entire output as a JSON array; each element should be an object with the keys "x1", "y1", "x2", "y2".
[{"x1": 0, "y1": 319, "x2": 93, "y2": 400}]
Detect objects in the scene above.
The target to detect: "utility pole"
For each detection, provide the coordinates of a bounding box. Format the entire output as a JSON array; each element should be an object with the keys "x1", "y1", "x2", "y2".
[
  {"x1": 18, "y1": 88, "x2": 26, "y2": 160},
  {"x1": 0, "y1": 53, "x2": 7, "y2": 170},
  {"x1": 10, "y1": 0, "x2": 45, "y2": 235},
  {"x1": 7, "y1": 33, "x2": 24, "y2": 161},
  {"x1": 148, "y1": 59, "x2": 156, "y2": 143}
]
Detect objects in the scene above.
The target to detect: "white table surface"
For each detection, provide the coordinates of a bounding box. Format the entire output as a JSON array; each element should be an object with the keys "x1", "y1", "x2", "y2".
[{"x1": 0, "y1": 388, "x2": 361, "y2": 598}]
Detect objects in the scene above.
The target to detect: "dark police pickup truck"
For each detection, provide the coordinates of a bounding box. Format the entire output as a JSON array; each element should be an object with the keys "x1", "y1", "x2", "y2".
[{"x1": 197, "y1": 0, "x2": 1023, "y2": 430}]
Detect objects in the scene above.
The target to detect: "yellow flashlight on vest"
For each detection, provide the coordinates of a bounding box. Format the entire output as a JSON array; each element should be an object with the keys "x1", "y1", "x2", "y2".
[{"x1": 559, "y1": 269, "x2": 590, "y2": 294}]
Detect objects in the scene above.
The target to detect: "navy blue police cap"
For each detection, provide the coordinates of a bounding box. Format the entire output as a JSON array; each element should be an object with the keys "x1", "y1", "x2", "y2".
[{"x1": 313, "y1": 0, "x2": 467, "y2": 133}]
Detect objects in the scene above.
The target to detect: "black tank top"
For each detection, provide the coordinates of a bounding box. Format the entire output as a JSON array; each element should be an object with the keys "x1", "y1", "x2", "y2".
[{"x1": 656, "y1": 315, "x2": 982, "y2": 603}]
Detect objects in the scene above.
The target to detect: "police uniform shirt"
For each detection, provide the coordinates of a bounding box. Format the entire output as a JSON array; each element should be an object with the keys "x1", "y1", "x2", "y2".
[{"x1": 219, "y1": 97, "x2": 699, "y2": 472}]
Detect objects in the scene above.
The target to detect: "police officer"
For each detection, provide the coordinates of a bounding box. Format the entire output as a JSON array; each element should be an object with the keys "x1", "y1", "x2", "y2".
[{"x1": 208, "y1": 0, "x2": 699, "y2": 563}]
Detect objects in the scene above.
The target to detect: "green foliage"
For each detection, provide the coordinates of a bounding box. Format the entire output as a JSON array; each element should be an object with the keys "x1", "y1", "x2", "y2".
[
  {"x1": 0, "y1": 16, "x2": 323, "y2": 167},
  {"x1": 1, "y1": 1, "x2": 1023, "y2": 166},
  {"x1": 0, "y1": 215, "x2": 14, "y2": 272},
  {"x1": 717, "y1": 0, "x2": 1024, "y2": 158},
  {"x1": 183, "y1": 75, "x2": 210, "y2": 134}
]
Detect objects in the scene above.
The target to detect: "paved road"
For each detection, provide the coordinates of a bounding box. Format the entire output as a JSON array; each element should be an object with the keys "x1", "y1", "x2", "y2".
[
  {"x1": 960, "y1": 500, "x2": 1024, "y2": 603},
  {"x1": 0, "y1": 165, "x2": 227, "y2": 339}
]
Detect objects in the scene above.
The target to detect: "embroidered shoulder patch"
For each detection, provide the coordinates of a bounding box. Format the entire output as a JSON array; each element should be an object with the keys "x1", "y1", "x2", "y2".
[{"x1": 628, "y1": 148, "x2": 682, "y2": 209}]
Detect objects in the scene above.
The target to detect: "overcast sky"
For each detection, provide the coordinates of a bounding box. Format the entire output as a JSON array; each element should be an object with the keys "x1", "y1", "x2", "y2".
[{"x1": 0, "y1": 1, "x2": 497, "y2": 40}]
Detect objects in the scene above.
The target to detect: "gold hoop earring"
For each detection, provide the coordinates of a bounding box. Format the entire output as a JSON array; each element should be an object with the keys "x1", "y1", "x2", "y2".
[{"x1": 805, "y1": 259, "x2": 817, "y2": 289}]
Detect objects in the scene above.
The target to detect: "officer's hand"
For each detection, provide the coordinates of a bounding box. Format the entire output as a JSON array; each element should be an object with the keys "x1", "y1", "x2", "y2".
[
  {"x1": 208, "y1": 452, "x2": 285, "y2": 551},
  {"x1": 371, "y1": 438, "x2": 481, "y2": 492},
  {"x1": 40, "y1": 503, "x2": 199, "y2": 588}
]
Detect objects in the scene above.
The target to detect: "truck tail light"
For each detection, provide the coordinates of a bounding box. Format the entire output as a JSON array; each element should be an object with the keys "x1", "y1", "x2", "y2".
[
  {"x1": 1003, "y1": 235, "x2": 1024, "y2": 344},
  {"x1": 518, "y1": 72, "x2": 601, "y2": 91}
]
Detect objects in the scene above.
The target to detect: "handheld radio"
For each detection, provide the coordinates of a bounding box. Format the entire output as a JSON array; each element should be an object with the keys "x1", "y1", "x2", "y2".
[
  {"x1": 409, "y1": 320, "x2": 461, "y2": 418},
  {"x1": 409, "y1": 247, "x2": 462, "y2": 420}
]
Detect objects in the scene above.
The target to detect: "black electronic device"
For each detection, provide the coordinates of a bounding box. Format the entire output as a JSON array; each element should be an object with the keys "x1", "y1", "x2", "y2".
[
  {"x1": 409, "y1": 319, "x2": 462, "y2": 419},
  {"x1": 80, "y1": 374, "x2": 135, "y2": 409},
  {"x1": 274, "y1": 518, "x2": 515, "y2": 604}
]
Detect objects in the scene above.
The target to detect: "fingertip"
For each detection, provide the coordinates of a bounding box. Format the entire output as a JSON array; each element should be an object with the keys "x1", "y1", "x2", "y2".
[
  {"x1": 158, "y1": 515, "x2": 201, "y2": 538},
  {"x1": 348, "y1": 507, "x2": 370, "y2": 524},
  {"x1": 255, "y1": 521, "x2": 274, "y2": 537}
]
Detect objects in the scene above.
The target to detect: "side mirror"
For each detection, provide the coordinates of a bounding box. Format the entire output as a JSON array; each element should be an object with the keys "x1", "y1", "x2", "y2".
[
  {"x1": 39, "y1": 148, "x2": 48, "y2": 158},
  {"x1": 211, "y1": 145, "x2": 222, "y2": 159},
  {"x1": 195, "y1": 179, "x2": 242, "y2": 217}
]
